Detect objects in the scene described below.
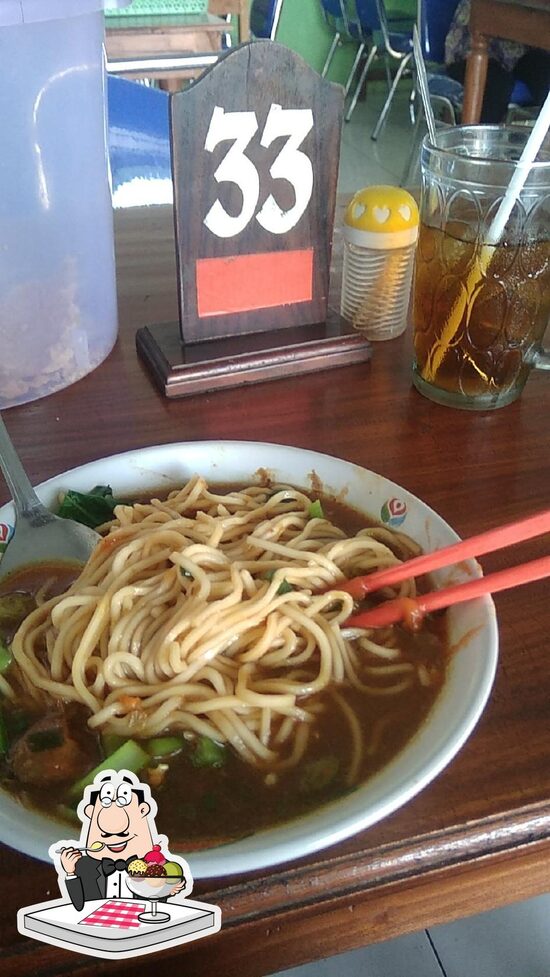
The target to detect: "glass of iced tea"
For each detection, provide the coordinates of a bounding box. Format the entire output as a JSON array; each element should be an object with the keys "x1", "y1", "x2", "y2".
[{"x1": 412, "y1": 126, "x2": 550, "y2": 409}]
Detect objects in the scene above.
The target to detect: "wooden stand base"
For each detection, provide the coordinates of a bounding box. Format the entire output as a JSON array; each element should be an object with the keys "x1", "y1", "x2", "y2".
[{"x1": 136, "y1": 318, "x2": 372, "y2": 398}]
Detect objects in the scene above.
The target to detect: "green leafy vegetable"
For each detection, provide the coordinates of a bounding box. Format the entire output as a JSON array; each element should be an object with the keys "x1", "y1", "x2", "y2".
[
  {"x1": 263, "y1": 570, "x2": 294, "y2": 595},
  {"x1": 68, "y1": 739, "x2": 150, "y2": 800},
  {"x1": 27, "y1": 728, "x2": 65, "y2": 752},
  {"x1": 299, "y1": 755, "x2": 339, "y2": 793},
  {"x1": 276, "y1": 579, "x2": 294, "y2": 596},
  {"x1": 57, "y1": 485, "x2": 121, "y2": 529},
  {"x1": 308, "y1": 499, "x2": 324, "y2": 519},
  {"x1": 0, "y1": 594, "x2": 36, "y2": 626},
  {"x1": 191, "y1": 735, "x2": 226, "y2": 768},
  {"x1": 0, "y1": 639, "x2": 12, "y2": 674}
]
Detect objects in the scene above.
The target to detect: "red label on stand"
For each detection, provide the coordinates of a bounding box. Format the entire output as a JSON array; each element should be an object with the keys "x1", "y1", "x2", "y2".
[{"x1": 196, "y1": 249, "x2": 314, "y2": 318}]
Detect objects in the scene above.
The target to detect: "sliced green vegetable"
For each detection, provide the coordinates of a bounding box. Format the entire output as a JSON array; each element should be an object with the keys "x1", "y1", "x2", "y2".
[
  {"x1": 101, "y1": 732, "x2": 127, "y2": 757},
  {"x1": 0, "y1": 708, "x2": 7, "y2": 756},
  {"x1": 145, "y1": 735, "x2": 185, "y2": 758},
  {"x1": 299, "y1": 755, "x2": 339, "y2": 793},
  {"x1": 308, "y1": 499, "x2": 324, "y2": 519},
  {"x1": 191, "y1": 735, "x2": 226, "y2": 768},
  {"x1": 27, "y1": 728, "x2": 65, "y2": 752},
  {"x1": 67, "y1": 739, "x2": 149, "y2": 800},
  {"x1": 0, "y1": 594, "x2": 36, "y2": 626},
  {"x1": 57, "y1": 485, "x2": 121, "y2": 529},
  {"x1": 0, "y1": 639, "x2": 12, "y2": 674}
]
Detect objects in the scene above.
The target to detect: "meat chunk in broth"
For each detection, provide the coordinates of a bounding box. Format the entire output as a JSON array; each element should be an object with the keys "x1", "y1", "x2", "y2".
[{"x1": 9, "y1": 712, "x2": 93, "y2": 788}]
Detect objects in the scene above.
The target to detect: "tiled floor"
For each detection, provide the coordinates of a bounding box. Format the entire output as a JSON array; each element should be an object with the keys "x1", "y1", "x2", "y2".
[
  {"x1": 272, "y1": 894, "x2": 550, "y2": 977},
  {"x1": 270, "y1": 77, "x2": 550, "y2": 977},
  {"x1": 336, "y1": 77, "x2": 421, "y2": 194}
]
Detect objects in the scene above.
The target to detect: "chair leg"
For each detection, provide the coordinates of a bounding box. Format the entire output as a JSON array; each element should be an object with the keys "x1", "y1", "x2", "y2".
[
  {"x1": 409, "y1": 83, "x2": 417, "y2": 123},
  {"x1": 321, "y1": 33, "x2": 340, "y2": 78},
  {"x1": 345, "y1": 44, "x2": 378, "y2": 122},
  {"x1": 384, "y1": 53, "x2": 392, "y2": 92},
  {"x1": 371, "y1": 51, "x2": 412, "y2": 140},
  {"x1": 430, "y1": 95, "x2": 458, "y2": 126},
  {"x1": 344, "y1": 41, "x2": 366, "y2": 97}
]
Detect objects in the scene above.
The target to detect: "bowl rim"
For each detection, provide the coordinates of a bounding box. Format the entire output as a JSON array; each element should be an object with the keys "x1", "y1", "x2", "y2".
[{"x1": 0, "y1": 440, "x2": 498, "y2": 878}]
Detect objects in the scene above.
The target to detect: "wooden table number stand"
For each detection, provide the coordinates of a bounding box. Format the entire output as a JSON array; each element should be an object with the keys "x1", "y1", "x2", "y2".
[{"x1": 136, "y1": 41, "x2": 371, "y2": 398}]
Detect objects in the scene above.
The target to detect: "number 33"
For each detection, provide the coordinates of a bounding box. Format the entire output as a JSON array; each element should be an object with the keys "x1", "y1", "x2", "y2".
[{"x1": 203, "y1": 104, "x2": 314, "y2": 239}]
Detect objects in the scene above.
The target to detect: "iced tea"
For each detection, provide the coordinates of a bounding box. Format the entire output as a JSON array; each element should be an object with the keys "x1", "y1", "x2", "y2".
[{"x1": 412, "y1": 220, "x2": 550, "y2": 408}]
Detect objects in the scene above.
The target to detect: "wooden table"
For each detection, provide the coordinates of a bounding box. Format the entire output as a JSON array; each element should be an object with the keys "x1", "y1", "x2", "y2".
[
  {"x1": 2, "y1": 204, "x2": 550, "y2": 977},
  {"x1": 463, "y1": 0, "x2": 550, "y2": 122},
  {"x1": 105, "y1": 13, "x2": 228, "y2": 91}
]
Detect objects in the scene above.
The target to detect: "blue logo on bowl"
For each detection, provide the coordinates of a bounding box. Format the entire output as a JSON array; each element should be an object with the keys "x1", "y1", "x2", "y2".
[{"x1": 381, "y1": 498, "x2": 407, "y2": 527}]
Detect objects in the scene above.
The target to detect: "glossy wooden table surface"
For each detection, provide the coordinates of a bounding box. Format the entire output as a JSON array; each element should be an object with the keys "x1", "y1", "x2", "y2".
[
  {"x1": 2, "y1": 205, "x2": 550, "y2": 977},
  {"x1": 463, "y1": 0, "x2": 550, "y2": 122}
]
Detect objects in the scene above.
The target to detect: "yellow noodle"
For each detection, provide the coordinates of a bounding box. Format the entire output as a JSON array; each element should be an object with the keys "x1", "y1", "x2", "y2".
[
  {"x1": 8, "y1": 475, "x2": 432, "y2": 782},
  {"x1": 331, "y1": 689, "x2": 363, "y2": 785}
]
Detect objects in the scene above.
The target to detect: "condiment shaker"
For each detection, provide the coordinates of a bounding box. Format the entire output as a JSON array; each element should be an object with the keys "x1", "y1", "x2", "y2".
[{"x1": 341, "y1": 186, "x2": 419, "y2": 340}]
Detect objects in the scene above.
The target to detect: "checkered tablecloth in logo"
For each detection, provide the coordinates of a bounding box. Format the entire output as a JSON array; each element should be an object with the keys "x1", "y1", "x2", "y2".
[{"x1": 80, "y1": 900, "x2": 146, "y2": 929}]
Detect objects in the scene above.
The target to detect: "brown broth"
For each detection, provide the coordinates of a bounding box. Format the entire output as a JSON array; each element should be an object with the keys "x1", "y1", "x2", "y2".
[
  {"x1": 0, "y1": 561, "x2": 81, "y2": 600},
  {"x1": 0, "y1": 486, "x2": 447, "y2": 846}
]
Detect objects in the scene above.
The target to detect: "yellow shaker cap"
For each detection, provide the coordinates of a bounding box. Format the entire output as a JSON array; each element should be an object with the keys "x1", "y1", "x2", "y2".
[{"x1": 344, "y1": 185, "x2": 419, "y2": 249}]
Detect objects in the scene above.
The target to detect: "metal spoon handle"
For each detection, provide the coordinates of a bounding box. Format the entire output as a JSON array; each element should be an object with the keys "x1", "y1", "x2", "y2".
[
  {"x1": 54, "y1": 846, "x2": 103, "y2": 854},
  {"x1": 0, "y1": 414, "x2": 50, "y2": 523},
  {"x1": 412, "y1": 25, "x2": 437, "y2": 145}
]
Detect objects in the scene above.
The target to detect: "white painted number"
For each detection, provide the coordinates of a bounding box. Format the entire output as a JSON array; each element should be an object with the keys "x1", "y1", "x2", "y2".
[
  {"x1": 256, "y1": 105, "x2": 314, "y2": 235},
  {"x1": 203, "y1": 104, "x2": 314, "y2": 239},
  {"x1": 203, "y1": 106, "x2": 260, "y2": 238}
]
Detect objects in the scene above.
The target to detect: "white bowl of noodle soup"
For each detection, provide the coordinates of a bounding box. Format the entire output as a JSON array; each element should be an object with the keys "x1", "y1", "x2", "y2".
[{"x1": 0, "y1": 441, "x2": 498, "y2": 878}]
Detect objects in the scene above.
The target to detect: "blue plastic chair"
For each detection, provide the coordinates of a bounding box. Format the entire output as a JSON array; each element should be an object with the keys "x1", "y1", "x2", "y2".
[
  {"x1": 345, "y1": 0, "x2": 415, "y2": 136},
  {"x1": 250, "y1": 0, "x2": 284, "y2": 39},
  {"x1": 401, "y1": 0, "x2": 537, "y2": 185},
  {"x1": 422, "y1": 0, "x2": 456, "y2": 63},
  {"x1": 419, "y1": 0, "x2": 464, "y2": 124},
  {"x1": 318, "y1": 0, "x2": 373, "y2": 99},
  {"x1": 507, "y1": 80, "x2": 540, "y2": 121}
]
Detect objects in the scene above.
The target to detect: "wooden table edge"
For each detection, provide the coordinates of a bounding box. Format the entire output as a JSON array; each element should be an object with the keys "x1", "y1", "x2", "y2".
[{"x1": 7, "y1": 836, "x2": 550, "y2": 976}]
